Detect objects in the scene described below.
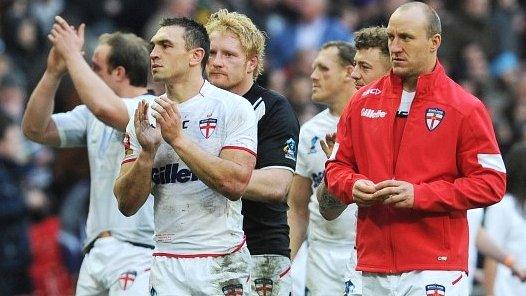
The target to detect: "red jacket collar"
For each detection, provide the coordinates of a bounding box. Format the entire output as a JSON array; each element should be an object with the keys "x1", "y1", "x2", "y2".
[{"x1": 388, "y1": 60, "x2": 445, "y2": 97}]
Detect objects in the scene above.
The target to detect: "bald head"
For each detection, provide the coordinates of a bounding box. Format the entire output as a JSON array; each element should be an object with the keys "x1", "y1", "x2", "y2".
[{"x1": 394, "y1": 1, "x2": 441, "y2": 38}]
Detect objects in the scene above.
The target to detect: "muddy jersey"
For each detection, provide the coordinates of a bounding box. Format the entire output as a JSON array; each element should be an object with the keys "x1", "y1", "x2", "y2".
[
  {"x1": 52, "y1": 94, "x2": 155, "y2": 248},
  {"x1": 296, "y1": 109, "x2": 357, "y2": 246},
  {"x1": 124, "y1": 81, "x2": 257, "y2": 254}
]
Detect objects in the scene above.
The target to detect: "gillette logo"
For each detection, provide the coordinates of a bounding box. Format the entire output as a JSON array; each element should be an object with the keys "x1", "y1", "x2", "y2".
[
  {"x1": 361, "y1": 108, "x2": 387, "y2": 118},
  {"x1": 152, "y1": 163, "x2": 198, "y2": 184}
]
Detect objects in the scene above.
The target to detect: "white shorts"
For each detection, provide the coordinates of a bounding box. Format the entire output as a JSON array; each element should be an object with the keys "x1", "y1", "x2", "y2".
[
  {"x1": 362, "y1": 270, "x2": 468, "y2": 296},
  {"x1": 343, "y1": 248, "x2": 362, "y2": 296},
  {"x1": 250, "y1": 254, "x2": 291, "y2": 296},
  {"x1": 149, "y1": 245, "x2": 251, "y2": 296},
  {"x1": 76, "y1": 237, "x2": 153, "y2": 296},
  {"x1": 291, "y1": 241, "x2": 308, "y2": 296},
  {"x1": 306, "y1": 242, "x2": 356, "y2": 295}
]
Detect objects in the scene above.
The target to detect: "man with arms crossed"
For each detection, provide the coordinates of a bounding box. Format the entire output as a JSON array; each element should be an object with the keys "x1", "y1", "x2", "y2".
[
  {"x1": 325, "y1": 2, "x2": 506, "y2": 295},
  {"x1": 287, "y1": 40, "x2": 358, "y2": 296},
  {"x1": 205, "y1": 10, "x2": 299, "y2": 295},
  {"x1": 22, "y1": 18, "x2": 155, "y2": 295},
  {"x1": 113, "y1": 17, "x2": 257, "y2": 295}
]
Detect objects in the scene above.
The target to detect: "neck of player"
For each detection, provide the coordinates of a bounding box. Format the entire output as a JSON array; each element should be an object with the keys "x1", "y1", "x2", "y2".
[
  {"x1": 165, "y1": 76, "x2": 205, "y2": 103},
  {"x1": 230, "y1": 76, "x2": 255, "y2": 97},
  {"x1": 329, "y1": 86, "x2": 356, "y2": 117},
  {"x1": 402, "y1": 58, "x2": 437, "y2": 92},
  {"x1": 116, "y1": 85, "x2": 149, "y2": 99}
]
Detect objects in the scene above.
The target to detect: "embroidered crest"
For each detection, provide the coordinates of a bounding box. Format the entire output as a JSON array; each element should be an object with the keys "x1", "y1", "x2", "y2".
[
  {"x1": 425, "y1": 284, "x2": 446, "y2": 296},
  {"x1": 199, "y1": 118, "x2": 217, "y2": 139},
  {"x1": 425, "y1": 108, "x2": 445, "y2": 131},
  {"x1": 118, "y1": 271, "x2": 137, "y2": 290},
  {"x1": 222, "y1": 283, "x2": 243, "y2": 296},
  {"x1": 254, "y1": 278, "x2": 273, "y2": 296}
]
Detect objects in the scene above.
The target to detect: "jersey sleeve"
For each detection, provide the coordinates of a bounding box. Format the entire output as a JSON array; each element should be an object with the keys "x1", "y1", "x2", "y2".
[
  {"x1": 413, "y1": 100, "x2": 506, "y2": 212},
  {"x1": 122, "y1": 113, "x2": 141, "y2": 164},
  {"x1": 222, "y1": 98, "x2": 258, "y2": 156},
  {"x1": 324, "y1": 101, "x2": 368, "y2": 204},
  {"x1": 51, "y1": 105, "x2": 90, "y2": 147},
  {"x1": 295, "y1": 125, "x2": 312, "y2": 178},
  {"x1": 256, "y1": 99, "x2": 299, "y2": 171},
  {"x1": 484, "y1": 197, "x2": 512, "y2": 246}
]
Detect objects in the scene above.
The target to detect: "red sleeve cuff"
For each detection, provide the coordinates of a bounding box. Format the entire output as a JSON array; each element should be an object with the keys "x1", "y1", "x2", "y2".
[{"x1": 221, "y1": 146, "x2": 257, "y2": 157}]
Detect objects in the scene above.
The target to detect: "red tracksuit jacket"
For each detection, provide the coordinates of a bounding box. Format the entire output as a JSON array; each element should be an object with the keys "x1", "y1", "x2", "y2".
[{"x1": 325, "y1": 61, "x2": 506, "y2": 273}]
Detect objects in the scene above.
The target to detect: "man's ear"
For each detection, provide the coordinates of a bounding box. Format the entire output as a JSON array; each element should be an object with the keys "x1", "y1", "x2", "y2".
[
  {"x1": 430, "y1": 33, "x2": 441, "y2": 53},
  {"x1": 190, "y1": 48, "x2": 205, "y2": 67}
]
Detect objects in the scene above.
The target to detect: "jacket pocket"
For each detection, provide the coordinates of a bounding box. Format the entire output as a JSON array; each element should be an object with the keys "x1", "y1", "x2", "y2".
[{"x1": 442, "y1": 215, "x2": 451, "y2": 250}]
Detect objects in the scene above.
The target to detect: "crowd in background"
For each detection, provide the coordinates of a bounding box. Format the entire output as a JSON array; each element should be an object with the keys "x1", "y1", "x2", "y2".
[{"x1": 0, "y1": 0, "x2": 525, "y2": 295}]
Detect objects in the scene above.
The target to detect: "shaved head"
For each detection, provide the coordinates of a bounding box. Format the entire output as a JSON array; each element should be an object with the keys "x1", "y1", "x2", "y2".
[{"x1": 395, "y1": 1, "x2": 441, "y2": 37}]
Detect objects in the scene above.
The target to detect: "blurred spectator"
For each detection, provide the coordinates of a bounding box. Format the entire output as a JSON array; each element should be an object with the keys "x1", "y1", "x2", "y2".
[
  {"x1": 0, "y1": 75, "x2": 27, "y2": 121},
  {"x1": 27, "y1": 188, "x2": 74, "y2": 296},
  {"x1": 268, "y1": 0, "x2": 351, "y2": 70},
  {"x1": 0, "y1": 113, "x2": 33, "y2": 296},
  {"x1": 30, "y1": 0, "x2": 65, "y2": 33},
  {"x1": 143, "y1": 0, "x2": 199, "y2": 39}
]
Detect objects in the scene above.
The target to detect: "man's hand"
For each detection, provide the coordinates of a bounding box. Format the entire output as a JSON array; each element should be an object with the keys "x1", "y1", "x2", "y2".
[
  {"x1": 135, "y1": 100, "x2": 161, "y2": 156},
  {"x1": 48, "y1": 16, "x2": 85, "y2": 62},
  {"x1": 45, "y1": 46, "x2": 67, "y2": 77},
  {"x1": 510, "y1": 263, "x2": 526, "y2": 282},
  {"x1": 320, "y1": 132, "x2": 336, "y2": 159},
  {"x1": 373, "y1": 180, "x2": 415, "y2": 208},
  {"x1": 151, "y1": 96, "x2": 184, "y2": 147},
  {"x1": 352, "y1": 179, "x2": 378, "y2": 207}
]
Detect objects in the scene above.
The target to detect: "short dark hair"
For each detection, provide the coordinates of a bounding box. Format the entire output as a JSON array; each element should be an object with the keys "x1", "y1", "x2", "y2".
[
  {"x1": 354, "y1": 26, "x2": 389, "y2": 57},
  {"x1": 98, "y1": 32, "x2": 149, "y2": 87},
  {"x1": 398, "y1": 2, "x2": 441, "y2": 38},
  {"x1": 159, "y1": 17, "x2": 210, "y2": 71},
  {"x1": 321, "y1": 41, "x2": 356, "y2": 66}
]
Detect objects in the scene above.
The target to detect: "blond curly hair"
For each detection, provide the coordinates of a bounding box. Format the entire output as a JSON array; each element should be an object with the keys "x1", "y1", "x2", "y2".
[{"x1": 205, "y1": 9, "x2": 266, "y2": 79}]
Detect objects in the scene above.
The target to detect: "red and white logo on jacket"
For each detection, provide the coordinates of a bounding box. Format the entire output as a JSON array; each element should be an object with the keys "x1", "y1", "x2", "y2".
[{"x1": 425, "y1": 108, "x2": 445, "y2": 131}]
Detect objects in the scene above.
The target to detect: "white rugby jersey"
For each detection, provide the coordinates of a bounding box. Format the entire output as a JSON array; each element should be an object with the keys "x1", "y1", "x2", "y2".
[
  {"x1": 52, "y1": 94, "x2": 155, "y2": 248},
  {"x1": 124, "y1": 81, "x2": 258, "y2": 254},
  {"x1": 295, "y1": 109, "x2": 357, "y2": 246},
  {"x1": 485, "y1": 194, "x2": 526, "y2": 296}
]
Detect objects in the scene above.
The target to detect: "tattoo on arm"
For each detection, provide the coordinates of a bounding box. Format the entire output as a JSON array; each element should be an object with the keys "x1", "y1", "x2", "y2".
[{"x1": 317, "y1": 183, "x2": 346, "y2": 212}]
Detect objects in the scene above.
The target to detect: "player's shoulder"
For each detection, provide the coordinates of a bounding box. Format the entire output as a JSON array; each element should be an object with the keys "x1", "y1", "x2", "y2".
[
  {"x1": 249, "y1": 84, "x2": 292, "y2": 110},
  {"x1": 203, "y1": 81, "x2": 253, "y2": 111},
  {"x1": 303, "y1": 109, "x2": 332, "y2": 128},
  {"x1": 300, "y1": 109, "x2": 333, "y2": 136},
  {"x1": 123, "y1": 93, "x2": 156, "y2": 108},
  {"x1": 441, "y1": 77, "x2": 486, "y2": 116}
]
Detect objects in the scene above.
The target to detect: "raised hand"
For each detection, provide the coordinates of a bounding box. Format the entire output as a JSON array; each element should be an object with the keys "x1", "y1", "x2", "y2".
[
  {"x1": 151, "y1": 96, "x2": 184, "y2": 147},
  {"x1": 320, "y1": 132, "x2": 336, "y2": 159},
  {"x1": 134, "y1": 100, "x2": 162, "y2": 156},
  {"x1": 47, "y1": 16, "x2": 85, "y2": 61},
  {"x1": 46, "y1": 46, "x2": 67, "y2": 76}
]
